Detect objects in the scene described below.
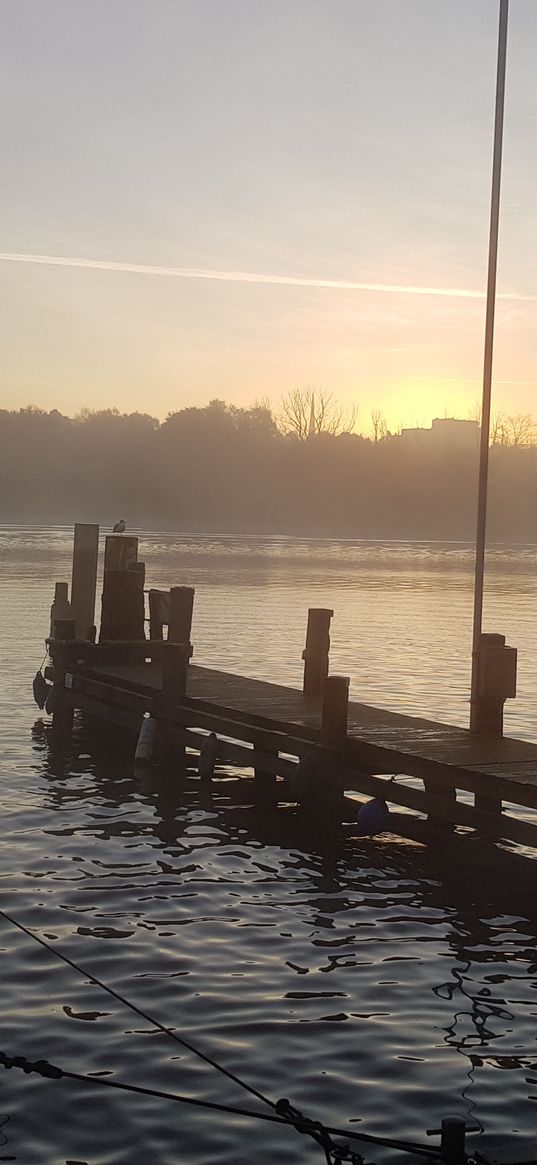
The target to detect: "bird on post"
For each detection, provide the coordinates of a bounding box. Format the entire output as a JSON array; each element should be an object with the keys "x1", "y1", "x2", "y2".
[{"x1": 112, "y1": 519, "x2": 126, "y2": 534}]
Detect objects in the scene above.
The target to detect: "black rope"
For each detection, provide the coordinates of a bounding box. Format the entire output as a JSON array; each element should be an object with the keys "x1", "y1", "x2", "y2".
[
  {"x1": 0, "y1": 1052, "x2": 440, "y2": 1158},
  {"x1": 0, "y1": 908, "x2": 446, "y2": 1162},
  {"x1": 0, "y1": 905, "x2": 273, "y2": 1112}
]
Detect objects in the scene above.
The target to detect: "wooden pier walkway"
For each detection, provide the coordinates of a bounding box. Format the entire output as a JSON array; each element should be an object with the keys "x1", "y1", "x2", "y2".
[{"x1": 40, "y1": 524, "x2": 537, "y2": 853}]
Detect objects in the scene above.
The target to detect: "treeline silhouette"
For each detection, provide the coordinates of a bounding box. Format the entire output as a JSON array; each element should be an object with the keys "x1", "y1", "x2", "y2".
[{"x1": 2, "y1": 401, "x2": 537, "y2": 541}]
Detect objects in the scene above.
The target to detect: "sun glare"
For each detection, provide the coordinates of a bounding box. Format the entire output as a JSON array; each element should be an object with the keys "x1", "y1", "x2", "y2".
[{"x1": 380, "y1": 378, "x2": 476, "y2": 432}]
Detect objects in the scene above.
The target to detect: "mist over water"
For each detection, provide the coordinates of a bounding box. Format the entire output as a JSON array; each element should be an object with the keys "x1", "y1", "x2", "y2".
[{"x1": 2, "y1": 527, "x2": 537, "y2": 1164}]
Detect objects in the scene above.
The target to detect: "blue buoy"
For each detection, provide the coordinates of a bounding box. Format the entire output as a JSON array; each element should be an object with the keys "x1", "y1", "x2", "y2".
[{"x1": 355, "y1": 797, "x2": 390, "y2": 836}]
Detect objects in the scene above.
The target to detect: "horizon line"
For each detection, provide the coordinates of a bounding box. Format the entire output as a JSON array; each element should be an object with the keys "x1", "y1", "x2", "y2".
[{"x1": 0, "y1": 249, "x2": 533, "y2": 301}]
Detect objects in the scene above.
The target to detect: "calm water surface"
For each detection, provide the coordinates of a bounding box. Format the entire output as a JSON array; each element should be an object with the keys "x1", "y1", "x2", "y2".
[{"x1": 2, "y1": 527, "x2": 537, "y2": 1164}]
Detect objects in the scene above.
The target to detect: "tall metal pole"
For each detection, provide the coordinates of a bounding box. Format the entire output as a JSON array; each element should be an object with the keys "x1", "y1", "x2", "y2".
[{"x1": 470, "y1": 0, "x2": 509, "y2": 731}]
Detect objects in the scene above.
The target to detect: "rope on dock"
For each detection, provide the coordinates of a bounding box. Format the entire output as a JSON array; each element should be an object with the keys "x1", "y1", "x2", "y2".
[{"x1": 0, "y1": 1051, "x2": 440, "y2": 1161}]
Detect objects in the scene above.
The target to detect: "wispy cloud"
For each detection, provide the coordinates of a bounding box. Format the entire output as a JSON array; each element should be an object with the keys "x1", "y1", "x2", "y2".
[
  {"x1": 0, "y1": 249, "x2": 529, "y2": 301},
  {"x1": 414, "y1": 377, "x2": 537, "y2": 386}
]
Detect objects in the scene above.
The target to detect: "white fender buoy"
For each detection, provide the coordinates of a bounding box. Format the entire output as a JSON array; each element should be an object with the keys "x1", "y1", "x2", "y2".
[
  {"x1": 135, "y1": 713, "x2": 157, "y2": 763},
  {"x1": 198, "y1": 732, "x2": 219, "y2": 780}
]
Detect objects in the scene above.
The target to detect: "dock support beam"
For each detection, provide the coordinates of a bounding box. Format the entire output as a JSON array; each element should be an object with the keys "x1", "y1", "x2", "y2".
[{"x1": 302, "y1": 608, "x2": 333, "y2": 696}]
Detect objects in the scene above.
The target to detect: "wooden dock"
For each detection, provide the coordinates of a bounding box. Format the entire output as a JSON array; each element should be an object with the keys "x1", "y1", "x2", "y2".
[{"x1": 39, "y1": 523, "x2": 537, "y2": 852}]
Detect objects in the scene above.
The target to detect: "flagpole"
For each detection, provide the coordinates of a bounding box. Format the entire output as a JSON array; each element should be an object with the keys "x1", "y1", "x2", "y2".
[{"x1": 470, "y1": 0, "x2": 509, "y2": 731}]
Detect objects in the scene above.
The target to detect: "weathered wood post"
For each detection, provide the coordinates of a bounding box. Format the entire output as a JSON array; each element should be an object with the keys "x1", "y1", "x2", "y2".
[
  {"x1": 471, "y1": 632, "x2": 517, "y2": 816},
  {"x1": 302, "y1": 608, "x2": 333, "y2": 696},
  {"x1": 50, "y1": 618, "x2": 76, "y2": 735},
  {"x1": 53, "y1": 618, "x2": 76, "y2": 641},
  {"x1": 168, "y1": 587, "x2": 194, "y2": 649},
  {"x1": 321, "y1": 675, "x2": 349, "y2": 751},
  {"x1": 71, "y1": 523, "x2": 99, "y2": 639},
  {"x1": 100, "y1": 535, "x2": 145, "y2": 642},
  {"x1": 470, "y1": 633, "x2": 517, "y2": 736},
  {"x1": 440, "y1": 1118, "x2": 467, "y2": 1165},
  {"x1": 104, "y1": 534, "x2": 138, "y2": 572},
  {"x1": 159, "y1": 643, "x2": 189, "y2": 767},
  {"x1": 149, "y1": 590, "x2": 169, "y2": 640},
  {"x1": 50, "y1": 582, "x2": 72, "y2": 637},
  {"x1": 315, "y1": 675, "x2": 349, "y2": 820}
]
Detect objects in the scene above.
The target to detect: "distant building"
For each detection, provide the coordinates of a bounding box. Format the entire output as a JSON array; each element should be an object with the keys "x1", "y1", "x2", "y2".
[{"x1": 401, "y1": 418, "x2": 479, "y2": 450}]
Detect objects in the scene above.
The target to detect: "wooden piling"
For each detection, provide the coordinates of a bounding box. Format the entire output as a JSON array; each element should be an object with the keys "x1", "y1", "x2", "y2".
[
  {"x1": 317, "y1": 677, "x2": 349, "y2": 819},
  {"x1": 471, "y1": 632, "x2": 517, "y2": 816},
  {"x1": 471, "y1": 633, "x2": 517, "y2": 736},
  {"x1": 53, "y1": 618, "x2": 76, "y2": 641},
  {"x1": 104, "y1": 534, "x2": 138, "y2": 572},
  {"x1": 71, "y1": 523, "x2": 99, "y2": 639},
  {"x1": 161, "y1": 643, "x2": 189, "y2": 706},
  {"x1": 50, "y1": 582, "x2": 72, "y2": 637},
  {"x1": 168, "y1": 587, "x2": 194, "y2": 648},
  {"x1": 159, "y1": 643, "x2": 190, "y2": 766},
  {"x1": 149, "y1": 590, "x2": 169, "y2": 640},
  {"x1": 254, "y1": 750, "x2": 278, "y2": 804},
  {"x1": 321, "y1": 675, "x2": 349, "y2": 751},
  {"x1": 50, "y1": 618, "x2": 75, "y2": 735},
  {"x1": 100, "y1": 569, "x2": 145, "y2": 641},
  {"x1": 302, "y1": 608, "x2": 333, "y2": 696}
]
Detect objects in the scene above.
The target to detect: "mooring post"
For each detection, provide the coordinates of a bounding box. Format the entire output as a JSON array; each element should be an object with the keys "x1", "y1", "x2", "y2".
[
  {"x1": 471, "y1": 632, "x2": 517, "y2": 816},
  {"x1": 50, "y1": 618, "x2": 76, "y2": 735},
  {"x1": 440, "y1": 1118, "x2": 467, "y2": 1165},
  {"x1": 104, "y1": 534, "x2": 138, "y2": 572},
  {"x1": 148, "y1": 590, "x2": 167, "y2": 640},
  {"x1": 161, "y1": 642, "x2": 189, "y2": 706},
  {"x1": 321, "y1": 675, "x2": 349, "y2": 751},
  {"x1": 100, "y1": 535, "x2": 144, "y2": 642},
  {"x1": 470, "y1": 633, "x2": 517, "y2": 736},
  {"x1": 168, "y1": 587, "x2": 195, "y2": 651},
  {"x1": 317, "y1": 676, "x2": 349, "y2": 819},
  {"x1": 53, "y1": 618, "x2": 76, "y2": 642},
  {"x1": 159, "y1": 642, "x2": 189, "y2": 767},
  {"x1": 71, "y1": 523, "x2": 99, "y2": 639},
  {"x1": 302, "y1": 608, "x2": 333, "y2": 696},
  {"x1": 49, "y1": 582, "x2": 71, "y2": 637},
  {"x1": 100, "y1": 570, "x2": 145, "y2": 641}
]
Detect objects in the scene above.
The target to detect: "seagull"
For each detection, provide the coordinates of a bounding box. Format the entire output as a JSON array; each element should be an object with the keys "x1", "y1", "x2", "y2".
[{"x1": 112, "y1": 519, "x2": 126, "y2": 534}]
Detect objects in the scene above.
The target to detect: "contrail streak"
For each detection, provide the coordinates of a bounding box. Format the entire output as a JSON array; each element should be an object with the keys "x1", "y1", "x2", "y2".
[{"x1": 0, "y1": 249, "x2": 527, "y2": 301}]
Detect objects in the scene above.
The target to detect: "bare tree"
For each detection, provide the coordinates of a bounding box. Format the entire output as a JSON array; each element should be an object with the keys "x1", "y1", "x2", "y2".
[
  {"x1": 468, "y1": 402, "x2": 511, "y2": 445},
  {"x1": 490, "y1": 407, "x2": 508, "y2": 445},
  {"x1": 468, "y1": 401, "x2": 481, "y2": 425},
  {"x1": 370, "y1": 408, "x2": 388, "y2": 443},
  {"x1": 505, "y1": 413, "x2": 536, "y2": 447},
  {"x1": 278, "y1": 388, "x2": 358, "y2": 439}
]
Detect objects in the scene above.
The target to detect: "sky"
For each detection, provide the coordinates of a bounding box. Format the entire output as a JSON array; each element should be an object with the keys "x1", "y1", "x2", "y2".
[{"x1": 2, "y1": 0, "x2": 537, "y2": 432}]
